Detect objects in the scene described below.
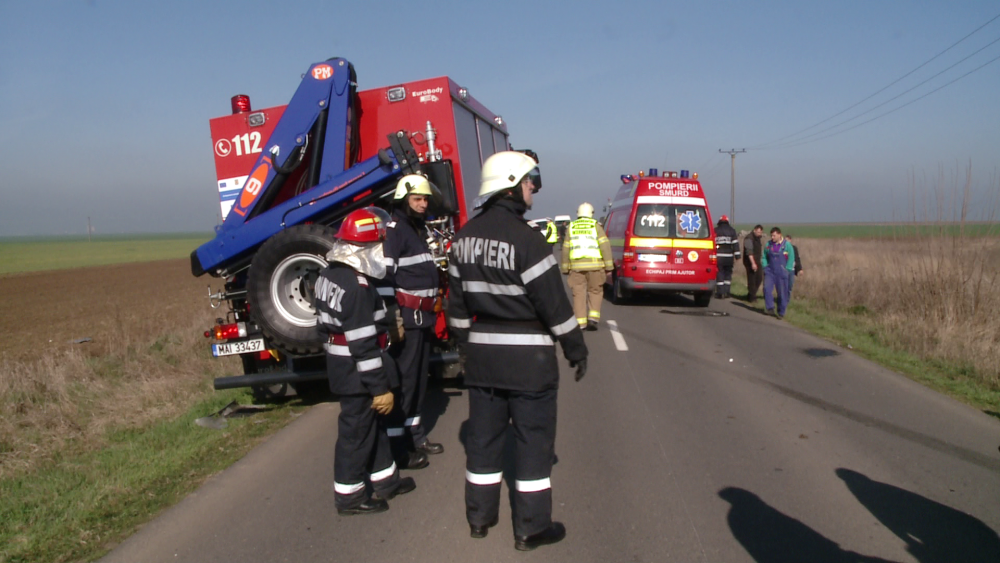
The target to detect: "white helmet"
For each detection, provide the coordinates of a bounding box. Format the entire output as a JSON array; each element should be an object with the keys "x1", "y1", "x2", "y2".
[
  {"x1": 393, "y1": 174, "x2": 436, "y2": 200},
  {"x1": 577, "y1": 202, "x2": 594, "y2": 218},
  {"x1": 475, "y1": 151, "x2": 540, "y2": 209}
]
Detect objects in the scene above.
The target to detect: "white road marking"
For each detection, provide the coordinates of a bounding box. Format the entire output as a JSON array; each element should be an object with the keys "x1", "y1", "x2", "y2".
[{"x1": 605, "y1": 320, "x2": 629, "y2": 351}]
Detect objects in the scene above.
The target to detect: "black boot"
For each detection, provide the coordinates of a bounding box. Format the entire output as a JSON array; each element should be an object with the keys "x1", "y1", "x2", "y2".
[
  {"x1": 415, "y1": 440, "x2": 444, "y2": 455},
  {"x1": 403, "y1": 451, "x2": 429, "y2": 470},
  {"x1": 470, "y1": 516, "x2": 499, "y2": 539},
  {"x1": 373, "y1": 477, "x2": 416, "y2": 501},
  {"x1": 337, "y1": 497, "x2": 389, "y2": 516},
  {"x1": 514, "y1": 522, "x2": 566, "y2": 551}
]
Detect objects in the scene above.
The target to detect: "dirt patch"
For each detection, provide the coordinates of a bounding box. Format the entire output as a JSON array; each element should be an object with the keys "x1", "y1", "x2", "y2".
[{"x1": 0, "y1": 259, "x2": 216, "y2": 364}]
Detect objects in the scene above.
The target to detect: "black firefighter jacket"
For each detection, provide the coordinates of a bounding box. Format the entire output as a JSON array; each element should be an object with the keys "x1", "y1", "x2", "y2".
[
  {"x1": 714, "y1": 221, "x2": 740, "y2": 267},
  {"x1": 447, "y1": 199, "x2": 587, "y2": 392},
  {"x1": 314, "y1": 263, "x2": 399, "y2": 396},
  {"x1": 384, "y1": 208, "x2": 440, "y2": 329}
]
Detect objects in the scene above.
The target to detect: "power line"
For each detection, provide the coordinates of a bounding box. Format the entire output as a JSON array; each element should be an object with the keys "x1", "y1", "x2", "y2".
[
  {"x1": 751, "y1": 11, "x2": 1000, "y2": 149},
  {"x1": 766, "y1": 34, "x2": 1000, "y2": 148},
  {"x1": 773, "y1": 51, "x2": 1000, "y2": 149}
]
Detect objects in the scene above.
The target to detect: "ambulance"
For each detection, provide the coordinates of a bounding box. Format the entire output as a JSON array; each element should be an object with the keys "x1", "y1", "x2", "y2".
[{"x1": 603, "y1": 169, "x2": 717, "y2": 306}]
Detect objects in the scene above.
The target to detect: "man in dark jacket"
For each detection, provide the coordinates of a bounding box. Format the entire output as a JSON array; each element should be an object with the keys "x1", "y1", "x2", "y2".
[
  {"x1": 714, "y1": 215, "x2": 740, "y2": 299},
  {"x1": 742, "y1": 225, "x2": 764, "y2": 303},
  {"x1": 448, "y1": 151, "x2": 587, "y2": 551},
  {"x1": 383, "y1": 174, "x2": 443, "y2": 467},
  {"x1": 314, "y1": 207, "x2": 415, "y2": 515},
  {"x1": 786, "y1": 235, "x2": 804, "y2": 299}
]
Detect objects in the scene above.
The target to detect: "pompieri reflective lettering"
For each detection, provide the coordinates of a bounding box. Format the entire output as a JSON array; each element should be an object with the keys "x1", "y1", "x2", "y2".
[
  {"x1": 645, "y1": 181, "x2": 700, "y2": 197},
  {"x1": 451, "y1": 237, "x2": 516, "y2": 271}
]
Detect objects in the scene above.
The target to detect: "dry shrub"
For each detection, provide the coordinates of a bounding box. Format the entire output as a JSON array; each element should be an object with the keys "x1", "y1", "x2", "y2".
[
  {"x1": 795, "y1": 234, "x2": 1000, "y2": 387},
  {"x1": 0, "y1": 260, "x2": 241, "y2": 479}
]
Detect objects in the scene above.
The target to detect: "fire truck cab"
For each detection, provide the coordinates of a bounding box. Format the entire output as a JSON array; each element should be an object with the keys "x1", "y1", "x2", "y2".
[{"x1": 603, "y1": 169, "x2": 717, "y2": 307}]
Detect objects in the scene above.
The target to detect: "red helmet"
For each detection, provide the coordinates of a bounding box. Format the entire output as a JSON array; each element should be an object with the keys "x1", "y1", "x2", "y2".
[
  {"x1": 719, "y1": 215, "x2": 729, "y2": 222},
  {"x1": 336, "y1": 207, "x2": 389, "y2": 243}
]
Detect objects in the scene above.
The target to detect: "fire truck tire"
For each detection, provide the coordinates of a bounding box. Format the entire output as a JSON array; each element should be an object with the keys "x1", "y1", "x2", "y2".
[
  {"x1": 246, "y1": 224, "x2": 337, "y2": 355},
  {"x1": 694, "y1": 291, "x2": 712, "y2": 307},
  {"x1": 612, "y1": 274, "x2": 631, "y2": 304}
]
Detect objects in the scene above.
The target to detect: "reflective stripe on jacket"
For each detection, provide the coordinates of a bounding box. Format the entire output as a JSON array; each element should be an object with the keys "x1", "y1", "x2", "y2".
[
  {"x1": 383, "y1": 208, "x2": 439, "y2": 328},
  {"x1": 714, "y1": 222, "x2": 741, "y2": 267},
  {"x1": 314, "y1": 264, "x2": 398, "y2": 396},
  {"x1": 447, "y1": 199, "x2": 587, "y2": 391}
]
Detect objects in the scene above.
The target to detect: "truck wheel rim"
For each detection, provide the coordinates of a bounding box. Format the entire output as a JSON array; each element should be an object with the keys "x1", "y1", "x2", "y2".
[{"x1": 269, "y1": 253, "x2": 327, "y2": 328}]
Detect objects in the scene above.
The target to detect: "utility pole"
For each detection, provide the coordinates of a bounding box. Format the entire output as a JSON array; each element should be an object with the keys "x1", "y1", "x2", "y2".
[{"x1": 719, "y1": 149, "x2": 746, "y2": 224}]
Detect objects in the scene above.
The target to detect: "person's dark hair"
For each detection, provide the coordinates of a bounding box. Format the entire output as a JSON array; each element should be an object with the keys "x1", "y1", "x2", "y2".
[
  {"x1": 754, "y1": 224, "x2": 763, "y2": 231},
  {"x1": 770, "y1": 226, "x2": 782, "y2": 234}
]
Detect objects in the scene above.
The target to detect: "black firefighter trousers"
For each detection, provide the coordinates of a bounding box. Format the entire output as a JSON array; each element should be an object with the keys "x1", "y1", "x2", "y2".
[
  {"x1": 388, "y1": 326, "x2": 431, "y2": 450},
  {"x1": 716, "y1": 263, "x2": 734, "y2": 297},
  {"x1": 333, "y1": 394, "x2": 402, "y2": 510},
  {"x1": 465, "y1": 386, "x2": 557, "y2": 537}
]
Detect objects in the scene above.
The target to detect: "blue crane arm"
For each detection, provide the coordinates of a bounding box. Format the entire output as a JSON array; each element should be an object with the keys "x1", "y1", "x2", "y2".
[
  {"x1": 223, "y1": 58, "x2": 354, "y2": 224},
  {"x1": 191, "y1": 152, "x2": 402, "y2": 276},
  {"x1": 190, "y1": 57, "x2": 415, "y2": 277}
]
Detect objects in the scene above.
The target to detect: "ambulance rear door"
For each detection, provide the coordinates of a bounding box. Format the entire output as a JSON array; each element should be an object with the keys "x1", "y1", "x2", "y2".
[{"x1": 667, "y1": 204, "x2": 716, "y2": 287}]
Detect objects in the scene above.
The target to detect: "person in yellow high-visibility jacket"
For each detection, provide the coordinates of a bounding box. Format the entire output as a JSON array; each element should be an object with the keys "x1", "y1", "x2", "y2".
[
  {"x1": 561, "y1": 203, "x2": 614, "y2": 331},
  {"x1": 544, "y1": 220, "x2": 559, "y2": 244}
]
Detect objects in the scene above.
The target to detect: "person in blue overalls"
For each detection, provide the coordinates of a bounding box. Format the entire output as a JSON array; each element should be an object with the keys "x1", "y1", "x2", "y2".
[{"x1": 761, "y1": 227, "x2": 795, "y2": 319}]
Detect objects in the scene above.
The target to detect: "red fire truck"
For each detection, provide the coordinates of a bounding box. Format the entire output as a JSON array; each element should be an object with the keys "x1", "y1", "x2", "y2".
[{"x1": 193, "y1": 58, "x2": 526, "y2": 396}]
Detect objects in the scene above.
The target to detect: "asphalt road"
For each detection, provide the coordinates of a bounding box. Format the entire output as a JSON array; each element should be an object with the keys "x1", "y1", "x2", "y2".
[{"x1": 100, "y1": 293, "x2": 1000, "y2": 563}]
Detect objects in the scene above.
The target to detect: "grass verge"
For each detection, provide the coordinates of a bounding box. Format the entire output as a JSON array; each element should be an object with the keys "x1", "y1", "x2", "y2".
[
  {"x1": 729, "y1": 275, "x2": 1000, "y2": 414},
  {"x1": 0, "y1": 389, "x2": 313, "y2": 563},
  {"x1": 0, "y1": 234, "x2": 211, "y2": 275}
]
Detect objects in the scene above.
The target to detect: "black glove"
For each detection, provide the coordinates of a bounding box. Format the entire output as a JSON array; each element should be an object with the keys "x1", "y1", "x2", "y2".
[{"x1": 569, "y1": 358, "x2": 587, "y2": 382}]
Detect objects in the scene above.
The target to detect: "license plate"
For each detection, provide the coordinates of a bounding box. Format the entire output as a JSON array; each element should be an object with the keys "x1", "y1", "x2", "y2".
[
  {"x1": 212, "y1": 338, "x2": 266, "y2": 357},
  {"x1": 638, "y1": 254, "x2": 667, "y2": 263}
]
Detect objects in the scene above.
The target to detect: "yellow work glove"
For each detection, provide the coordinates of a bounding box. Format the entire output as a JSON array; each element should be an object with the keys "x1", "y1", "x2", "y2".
[{"x1": 371, "y1": 391, "x2": 394, "y2": 415}]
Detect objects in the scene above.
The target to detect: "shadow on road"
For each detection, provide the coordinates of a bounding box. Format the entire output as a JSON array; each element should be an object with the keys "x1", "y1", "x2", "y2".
[
  {"x1": 836, "y1": 468, "x2": 1000, "y2": 563},
  {"x1": 720, "y1": 469, "x2": 1000, "y2": 563},
  {"x1": 718, "y1": 486, "x2": 901, "y2": 563},
  {"x1": 727, "y1": 300, "x2": 772, "y2": 317},
  {"x1": 421, "y1": 379, "x2": 461, "y2": 438}
]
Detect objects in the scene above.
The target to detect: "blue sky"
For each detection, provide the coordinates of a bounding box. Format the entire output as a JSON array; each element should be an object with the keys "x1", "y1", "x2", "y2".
[{"x1": 1, "y1": 0, "x2": 998, "y2": 236}]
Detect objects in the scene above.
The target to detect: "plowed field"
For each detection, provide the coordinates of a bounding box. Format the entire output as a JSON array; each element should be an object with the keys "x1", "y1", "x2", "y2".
[{"x1": 0, "y1": 259, "x2": 214, "y2": 364}]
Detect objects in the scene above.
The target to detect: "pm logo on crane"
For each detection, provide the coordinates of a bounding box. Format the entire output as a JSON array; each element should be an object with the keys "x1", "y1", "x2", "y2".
[{"x1": 311, "y1": 64, "x2": 334, "y2": 80}]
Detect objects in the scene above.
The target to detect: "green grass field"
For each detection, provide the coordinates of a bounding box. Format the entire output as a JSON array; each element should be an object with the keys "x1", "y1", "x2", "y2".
[
  {"x1": 0, "y1": 233, "x2": 212, "y2": 275},
  {"x1": 733, "y1": 222, "x2": 998, "y2": 239}
]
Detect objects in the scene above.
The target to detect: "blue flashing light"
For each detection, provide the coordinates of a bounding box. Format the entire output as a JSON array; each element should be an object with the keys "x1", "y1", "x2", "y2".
[{"x1": 649, "y1": 168, "x2": 658, "y2": 177}]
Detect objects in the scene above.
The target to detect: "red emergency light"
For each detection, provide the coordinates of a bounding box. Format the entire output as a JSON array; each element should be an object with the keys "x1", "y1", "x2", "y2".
[{"x1": 231, "y1": 95, "x2": 252, "y2": 114}]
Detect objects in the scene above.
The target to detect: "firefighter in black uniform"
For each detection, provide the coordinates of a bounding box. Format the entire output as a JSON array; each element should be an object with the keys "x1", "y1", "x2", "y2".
[
  {"x1": 314, "y1": 207, "x2": 415, "y2": 515},
  {"x1": 714, "y1": 215, "x2": 740, "y2": 299},
  {"x1": 383, "y1": 174, "x2": 444, "y2": 467},
  {"x1": 447, "y1": 151, "x2": 588, "y2": 551}
]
